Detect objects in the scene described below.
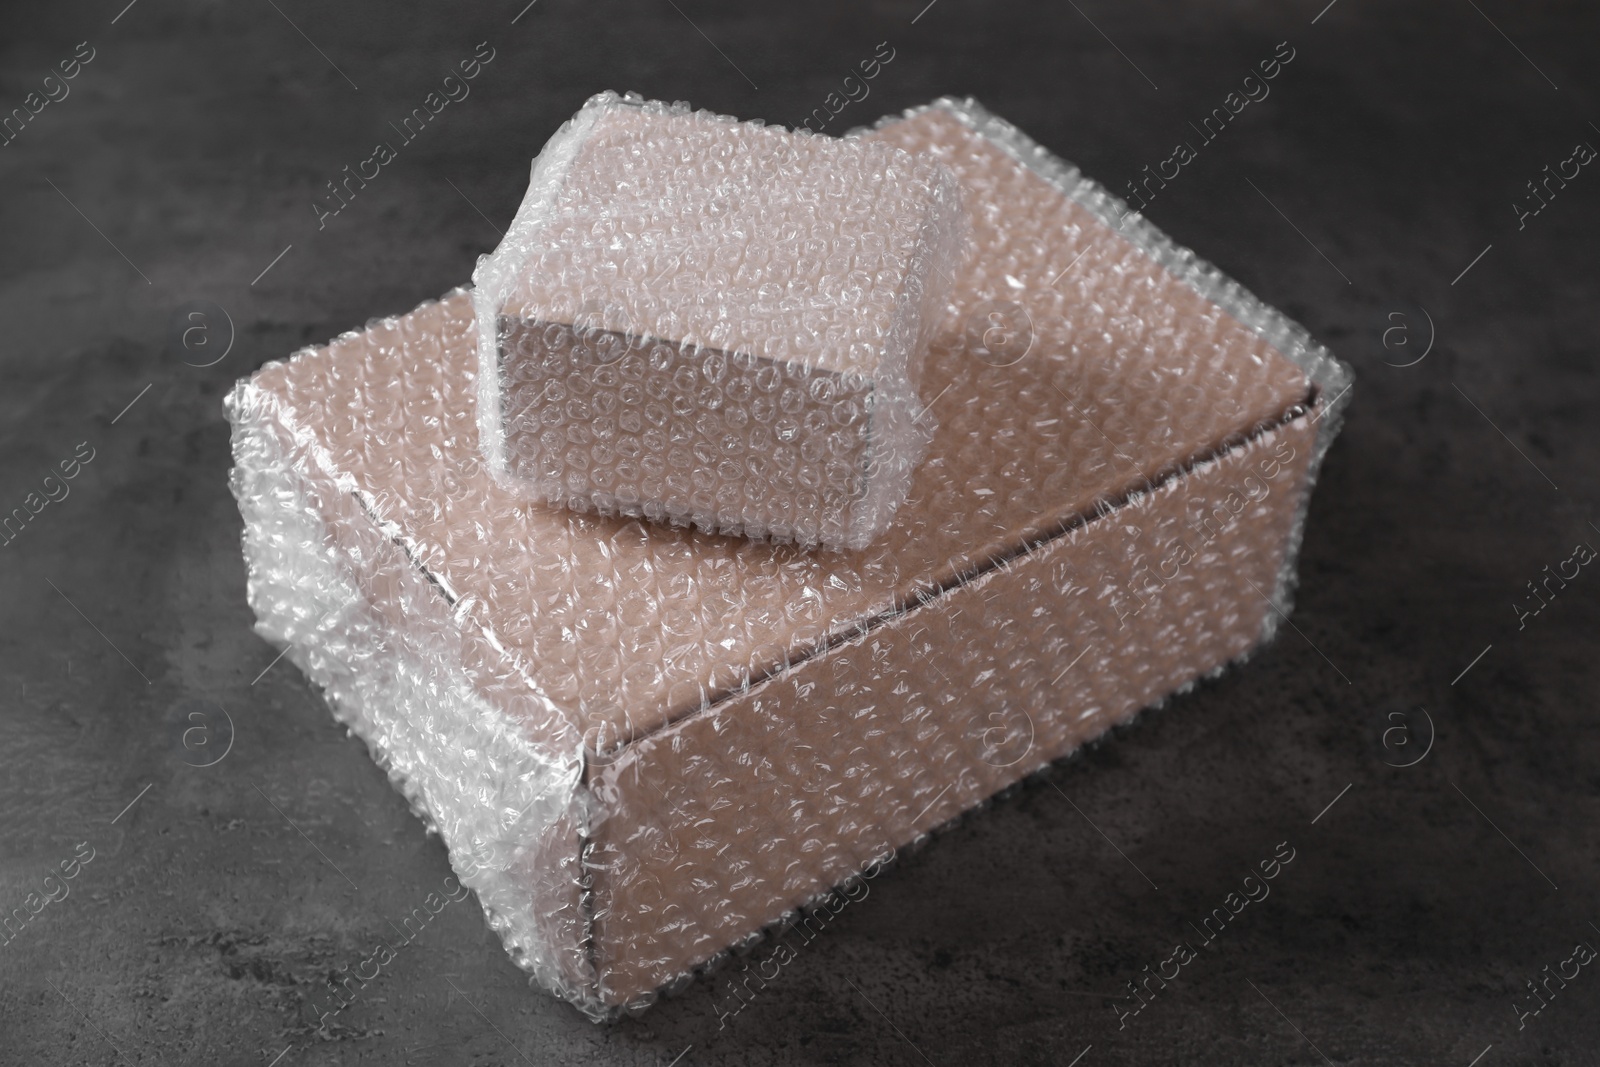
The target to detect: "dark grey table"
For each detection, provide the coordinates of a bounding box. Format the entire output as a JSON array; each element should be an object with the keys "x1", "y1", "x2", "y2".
[{"x1": 3, "y1": 1, "x2": 1597, "y2": 1063}]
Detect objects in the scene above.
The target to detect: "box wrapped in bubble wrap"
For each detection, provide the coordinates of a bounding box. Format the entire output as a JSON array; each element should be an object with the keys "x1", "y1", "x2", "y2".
[
  {"x1": 471, "y1": 92, "x2": 966, "y2": 550},
  {"x1": 226, "y1": 97, "x2": 1350, "y2": 1020}
]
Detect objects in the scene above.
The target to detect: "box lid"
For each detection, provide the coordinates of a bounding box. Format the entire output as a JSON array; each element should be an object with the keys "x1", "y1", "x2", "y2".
[{"x1": 497, "y1": 97, "x2": 955, "y2": 383}]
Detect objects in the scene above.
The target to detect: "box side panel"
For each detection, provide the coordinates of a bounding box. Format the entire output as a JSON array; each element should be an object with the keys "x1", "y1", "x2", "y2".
[
  {"x1": 495, "y1": 315, "x2": 876, "y2": 547},
  {"x1": 586, "y1": 412, "x2": 1319, "y2": 1005},
  {"x1": 226, "y1": 380, "x2": 600, "y2": 1013}
]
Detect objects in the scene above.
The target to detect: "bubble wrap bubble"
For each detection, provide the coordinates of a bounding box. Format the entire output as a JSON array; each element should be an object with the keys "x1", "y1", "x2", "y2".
[
  {"x1": 471, "y1": 92, "x2": 967, "y2": 550},
  {"x1": 226, "y1": 97, "x2": 1351, "y2": 1021}
]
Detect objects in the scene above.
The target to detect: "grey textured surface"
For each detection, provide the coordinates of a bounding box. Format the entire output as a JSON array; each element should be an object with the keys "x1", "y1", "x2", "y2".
[{"x1": 1, "y1": 1, "x2": 1597, "y2": 1064}]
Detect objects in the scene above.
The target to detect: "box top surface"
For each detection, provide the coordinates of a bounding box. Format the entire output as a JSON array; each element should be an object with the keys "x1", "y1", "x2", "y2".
[
  {"x1": 499, "y1": 98, "x2": 954, "y2": 381},
  {"x1": 246, "y1": 102, "x2": 1313, "y2": 751}
]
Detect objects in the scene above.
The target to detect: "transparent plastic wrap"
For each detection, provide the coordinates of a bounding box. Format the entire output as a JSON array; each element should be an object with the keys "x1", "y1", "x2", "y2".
[
  {"x1": 226, "y1": 97, "x2": 1350, "y2": 1021},
  {"x1": 470, "y1": 91, "x2": 967, "y2": 551},
  {"x1": 863, "y1": 97, "x2": 1353, "y2": 630}
]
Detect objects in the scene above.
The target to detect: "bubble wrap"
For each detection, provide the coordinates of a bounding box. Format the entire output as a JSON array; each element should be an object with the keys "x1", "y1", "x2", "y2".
[
  {"x1": 471, "y1": 92, "x2": 966, "y2": 551},
  {"x1": 226, "y1": 97, "x2": 1351, "y2": 1021}
]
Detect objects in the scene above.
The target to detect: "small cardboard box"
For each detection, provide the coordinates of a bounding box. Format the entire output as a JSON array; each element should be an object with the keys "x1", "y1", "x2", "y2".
[
  {"x1": 473, "y1": 93, "x2": 965, "y2": 549},
  {"x1": 226, "y1": 98, "x2": 1349, "y2": 1018}
]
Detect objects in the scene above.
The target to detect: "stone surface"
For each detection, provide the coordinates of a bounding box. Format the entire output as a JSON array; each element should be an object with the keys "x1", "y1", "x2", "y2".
[{"x1": 0, "y1": 1, "x2": 1596, "y2": 1065}]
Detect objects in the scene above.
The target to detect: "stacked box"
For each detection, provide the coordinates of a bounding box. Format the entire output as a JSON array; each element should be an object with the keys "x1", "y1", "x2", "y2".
[
  {"x1": 226, "y1": 97, "x2": 1351, "y2": 1019},
  {"x1": 472, "y1": 92, "x2": 966, "y2": 550}
]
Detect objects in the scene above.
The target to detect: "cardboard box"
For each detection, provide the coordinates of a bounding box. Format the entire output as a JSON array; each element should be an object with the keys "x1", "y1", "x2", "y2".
[
  {"x1": 473, "y1": 93, "x2": 965, "y2": 549},
  {"x1": 226, "y1": 97, "x2": 1350, "y2": 1018}
]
